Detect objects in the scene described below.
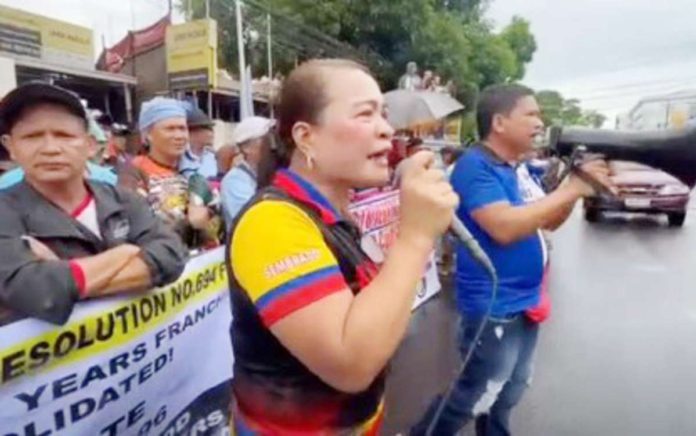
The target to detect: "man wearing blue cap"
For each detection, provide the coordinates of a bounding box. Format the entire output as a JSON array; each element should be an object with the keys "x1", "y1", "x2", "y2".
[{"x1": 119, "y1": 97, "x2": 222, "y2": 249}]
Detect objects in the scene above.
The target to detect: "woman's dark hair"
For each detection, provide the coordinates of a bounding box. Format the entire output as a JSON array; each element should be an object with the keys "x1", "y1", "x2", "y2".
[
  {"x1": 257, "y1": 59, "x2": 370, "y2": 188},
  {"x1": 0, "y1": 142, "x2": 8, "y2": 161}
]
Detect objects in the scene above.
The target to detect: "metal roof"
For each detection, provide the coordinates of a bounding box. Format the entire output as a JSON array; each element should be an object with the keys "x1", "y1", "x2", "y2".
[{"x1": 13, "y1": 56, "x2": 137, "y2": 85}]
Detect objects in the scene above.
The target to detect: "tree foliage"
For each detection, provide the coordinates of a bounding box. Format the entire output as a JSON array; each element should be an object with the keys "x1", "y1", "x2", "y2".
[
  {"x1": 536, "y1": 90, "x2": 608, "y2": 128},
  {"x1": 181, "y1": 1, "x2": 535, "y2": 97},
  {"x1": 180, "y1": 0, "x2": 603, "y2": 132}
]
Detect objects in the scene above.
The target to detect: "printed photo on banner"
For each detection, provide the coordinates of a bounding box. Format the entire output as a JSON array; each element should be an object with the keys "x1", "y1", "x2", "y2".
[{"x1": 349, "y1": 188, "x2": 441, "y2": 309}]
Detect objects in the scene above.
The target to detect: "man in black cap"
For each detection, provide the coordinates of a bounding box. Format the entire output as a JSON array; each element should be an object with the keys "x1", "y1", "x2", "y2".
[
  {"x1": 180, "y1": 105, "x2": 218, "y2": 180},
  {"x1": 0, "y1": 82, "x2": 188, "y2": 325},
  {"x1": 103, "y1": 123, "x2": 134, "y2": 172}
]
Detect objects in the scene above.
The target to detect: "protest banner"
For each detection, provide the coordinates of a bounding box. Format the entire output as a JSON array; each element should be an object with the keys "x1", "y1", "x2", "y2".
[
  {"x1": 349, "y1": 189, "x2": 441, "y2": 309},
  {"x1": 0, "y1": 248, "x2": 233, "y2": 436}
]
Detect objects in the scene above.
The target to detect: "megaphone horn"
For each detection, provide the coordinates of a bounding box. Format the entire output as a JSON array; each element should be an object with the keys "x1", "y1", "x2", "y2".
[{"x1": 549, "y1": 126, "x2": 696, "y2": 188}]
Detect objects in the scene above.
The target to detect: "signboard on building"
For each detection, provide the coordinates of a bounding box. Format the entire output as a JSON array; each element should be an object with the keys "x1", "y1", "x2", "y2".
[
  {"x1": 669, "y1": 104, "x2": 689, "y2": 129},
  {"x1": 444, "y1": 116, "x2": 462, "y2": 143},
  {"x1": 0, "y1": 4, "x2": 94, "y2": 70},
  {"x1": 166, "y1": 19, "x2": 218, "y2": 91}
]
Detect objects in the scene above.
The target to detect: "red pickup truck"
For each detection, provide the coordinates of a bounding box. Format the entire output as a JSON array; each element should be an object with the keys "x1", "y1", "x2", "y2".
[{"x1": 583, "y1": 161, "x2": 691, "y2": 227}]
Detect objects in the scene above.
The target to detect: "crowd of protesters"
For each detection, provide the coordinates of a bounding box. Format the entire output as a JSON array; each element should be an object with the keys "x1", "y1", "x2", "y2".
[
  {"x1": 0, "y1": 89, "x2": 277, "y2": 254},
  {"x1": 0, "y1": 55, "x2": 614, "y2": 435},
  {"x1": 0, "y1": 63, "x2": 460, "y2": 434}
]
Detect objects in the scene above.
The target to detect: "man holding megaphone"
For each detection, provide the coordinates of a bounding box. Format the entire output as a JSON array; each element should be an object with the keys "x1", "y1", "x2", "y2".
[{"x1": 413, "y1": 84, "x2": 615, "y2": 435}]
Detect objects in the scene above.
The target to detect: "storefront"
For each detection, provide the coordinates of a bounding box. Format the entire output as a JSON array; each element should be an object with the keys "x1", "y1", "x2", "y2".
[
  {"x1": 0, "y1": 3, "x2": 137, "y2": 123},
  {"x1": 13, "y1": 56, "x2": 137, "y2": 124}
]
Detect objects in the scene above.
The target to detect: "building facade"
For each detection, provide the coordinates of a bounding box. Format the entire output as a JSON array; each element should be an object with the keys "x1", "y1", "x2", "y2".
[{"x1": 625, "y1": 90, "x2": 696, "y2": 131}]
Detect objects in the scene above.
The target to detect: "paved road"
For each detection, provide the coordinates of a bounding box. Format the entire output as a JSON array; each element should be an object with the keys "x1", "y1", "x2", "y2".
[{"x1": 384, "y1": 203, "x2": 696, "y2": 435}]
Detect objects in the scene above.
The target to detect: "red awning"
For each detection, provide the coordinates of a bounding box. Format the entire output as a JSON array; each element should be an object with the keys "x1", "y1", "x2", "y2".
[{"x1": 96, "y1": 14, "x2": 170, "y2": 73}]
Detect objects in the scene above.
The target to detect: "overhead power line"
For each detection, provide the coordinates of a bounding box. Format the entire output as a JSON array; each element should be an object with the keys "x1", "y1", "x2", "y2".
[{"x1": 223, "y1": 0, "x2": 386, "y2": 66}]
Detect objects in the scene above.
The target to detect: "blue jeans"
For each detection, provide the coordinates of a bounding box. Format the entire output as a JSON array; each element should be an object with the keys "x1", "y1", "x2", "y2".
[{"x1": 412, "y1": 314, "x2": 539, "y2": 436}]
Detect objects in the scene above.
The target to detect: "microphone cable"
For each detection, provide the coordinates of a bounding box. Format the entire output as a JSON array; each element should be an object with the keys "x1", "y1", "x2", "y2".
[{"x1": 425, "y1": 218, "x2": 499, "y2": 436}]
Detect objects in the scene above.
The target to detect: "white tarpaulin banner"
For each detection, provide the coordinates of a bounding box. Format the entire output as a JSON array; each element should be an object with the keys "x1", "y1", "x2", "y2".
[
  {"x1": 349, "y1": 189, "x2": 441, "y2": 309},
  {"x1": 0, "y1": 248, "x2": 233, "y2": 436}
]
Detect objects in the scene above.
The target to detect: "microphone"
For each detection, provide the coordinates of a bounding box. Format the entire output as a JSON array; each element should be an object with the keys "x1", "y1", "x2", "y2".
[
  {"x1": 449, "y1": 216, "x2": 496, "y2": 278},
  {"x1": 394, "y1": 152, "x2": 496, "y2": 277}
]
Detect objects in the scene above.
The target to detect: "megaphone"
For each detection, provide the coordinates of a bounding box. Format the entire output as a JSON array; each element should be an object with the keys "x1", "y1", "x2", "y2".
[{"x1": 549, "y1": 126, "x2": 696, "y2": 188}]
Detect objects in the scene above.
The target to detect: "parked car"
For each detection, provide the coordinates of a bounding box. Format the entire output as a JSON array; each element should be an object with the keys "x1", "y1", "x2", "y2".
[{"x1": 583, "y1": 161, "x2": 691, "y2": 226}]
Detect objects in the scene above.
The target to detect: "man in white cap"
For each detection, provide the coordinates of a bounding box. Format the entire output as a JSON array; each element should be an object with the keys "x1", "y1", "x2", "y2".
[{"x1": 221, "y1": 116, "x2": 275, "y2": 227}]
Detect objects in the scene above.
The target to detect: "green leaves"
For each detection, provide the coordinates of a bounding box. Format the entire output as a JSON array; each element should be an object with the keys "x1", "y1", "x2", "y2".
[
  {"x1": 181, "y1": 0, "x2": 543, "y2": 135},
  {"x1": 500, "y1": 16, "x2": 536, "y2": 79},
  {"x1": 536, "y1": 90, "x2": 607, "y2": 128},
  {"x1": 183, "y1": 0, "x2": 534, "y2": 88}
]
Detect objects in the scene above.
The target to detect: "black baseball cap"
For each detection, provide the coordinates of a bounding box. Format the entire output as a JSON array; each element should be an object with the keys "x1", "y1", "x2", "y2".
[
  {"x1": 96, "y1": 113, "x2": 113, "y2": 127},
  {"x1": 0, "y1": 82, "x2": 88, "y2": 135}
]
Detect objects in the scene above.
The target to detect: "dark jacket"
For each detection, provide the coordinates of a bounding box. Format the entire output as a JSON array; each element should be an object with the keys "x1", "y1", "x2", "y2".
[{"x1": 0, "y1": 181, "x2": 188, "y2": 325}]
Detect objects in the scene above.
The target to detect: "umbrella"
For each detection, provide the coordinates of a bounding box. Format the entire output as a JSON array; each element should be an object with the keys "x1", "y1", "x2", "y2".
[{"x1": 384, "y1": 89, "x2": 464, "y2": 130}]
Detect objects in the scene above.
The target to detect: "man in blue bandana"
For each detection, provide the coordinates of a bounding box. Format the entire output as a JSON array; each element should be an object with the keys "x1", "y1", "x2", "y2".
[{"x1": 119, "y1": 97, "x2": 222, "y2": 249}]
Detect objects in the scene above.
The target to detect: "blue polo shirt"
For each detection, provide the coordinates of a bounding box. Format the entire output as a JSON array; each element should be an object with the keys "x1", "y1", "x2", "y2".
[
  {"x1": 179, "y1": 147, "x2": 218, "y2": 180},
  {"x1": 451, "y1": 145, "x2": 544, "y2": 317},
  {"x1": 220, "y1": 161, "x2": 257, "y2": 228}
]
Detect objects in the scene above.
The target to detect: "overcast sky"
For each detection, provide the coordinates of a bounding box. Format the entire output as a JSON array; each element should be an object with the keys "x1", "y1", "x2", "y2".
[
  {"x1": 2, "y1": 0, "x2": 695, "y2": 124},
  {"x1": 487, "y1": 0, "x2": 696, "y2": 123}
]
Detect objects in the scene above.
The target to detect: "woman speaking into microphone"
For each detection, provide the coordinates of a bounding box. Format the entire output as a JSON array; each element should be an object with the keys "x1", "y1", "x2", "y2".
[{"x1": 227, "y1": 59, "x2": 458, "y2": 435}]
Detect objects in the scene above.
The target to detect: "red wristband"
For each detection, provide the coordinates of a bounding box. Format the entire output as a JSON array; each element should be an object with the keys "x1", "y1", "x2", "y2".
[{"x1": 69, "y1": 261, "x2": 88, "y2": 299}]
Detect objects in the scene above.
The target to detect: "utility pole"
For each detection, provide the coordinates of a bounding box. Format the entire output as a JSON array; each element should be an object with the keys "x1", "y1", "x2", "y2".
[
  {"x1": 235, "y1": 0, "x2": 247, "y2": 84},
  {"x1": 267, "y1": 13, "x2": 273, "y2": 117},
  {"x1": 235, "y1": 0, "x2": 251, "y2": 118},
  {"x1": 266, "y1": 13, "x2": 272, "y2": 80},
  {"x1": 129, "y1": 0, "x2": 137, "y2": 78}
]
